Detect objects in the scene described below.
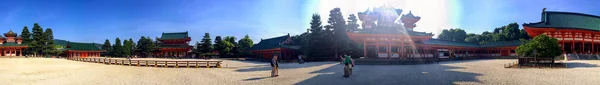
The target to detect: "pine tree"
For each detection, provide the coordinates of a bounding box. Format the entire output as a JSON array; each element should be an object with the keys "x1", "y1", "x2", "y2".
[
  {"x1": 327, "y1": 8, "x2": 347, "y2": 56},
  {"x1": 21, "y1": 26, "x2": 32, "y2": 56},
  {"x1": 136, "y1": 36, "x2": 155, "y2": 58},
  {"x1": 347, "y1": 14, "x2": 360, "y2": 31},
  {"x1": 103, "y1": 39, "x2": 111, "y2": 56},
  {"x1": 214, "y1": 36, "x2": 224, "y2": 56},
  {"x1": 43, "y1": 28, "x2": 55, "y2": 55},
  {"x1": 21, "y1": 26, "x2": 32, "y2": 43},
  {"x1": 31, "y1": 23, "x2": 44, "y2": 56},
  {"x1": 199, "y1": 33, "x2": 213, "y2": 53},
  {"x1": 128, "y1": 38, "x2": 135, "y2": 56},
  {"x1": 123, "y1": 40, "x2": 131, "y2": 57},
  {"x1": 113, "y1": 38, "x2": 123, "y2": 57},
  {"x1": 308, "y1": 14, "x2": 326, "y2": 59}
]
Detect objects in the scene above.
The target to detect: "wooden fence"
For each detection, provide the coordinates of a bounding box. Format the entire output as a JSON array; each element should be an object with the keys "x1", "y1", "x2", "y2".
[{"x1": 68, "y1": 57, "x2": 222, "y2": 68}]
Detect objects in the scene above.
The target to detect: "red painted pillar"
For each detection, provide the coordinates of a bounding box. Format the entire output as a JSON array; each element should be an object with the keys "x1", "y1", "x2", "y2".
[
  {"x1": 363, "y1": 41, "x2": 367, "y2": 58},
  {"x1": 582, "y1": 33, "x2": 585, "y2": 54},
  {"x1": 401, "y1": 41, "x2": 404, "y2": 58},
  {"x1": 572, "y1": 32, "x2": 575, "y2": 53},
  {"x1": 562, "y1": 32, "x2": 565, "y2": 54}
]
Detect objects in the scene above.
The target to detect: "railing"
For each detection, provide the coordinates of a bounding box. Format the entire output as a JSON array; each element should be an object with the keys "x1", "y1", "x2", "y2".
[{"x1": 67, "y1": 57, "x2": 222, "y2": 68}]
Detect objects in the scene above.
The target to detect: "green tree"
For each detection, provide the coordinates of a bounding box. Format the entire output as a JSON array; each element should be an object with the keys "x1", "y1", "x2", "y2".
[
  {"x1": 128, "y1": 38, "x2": 136, "y2": 56},
  {"x1": 199, "y1": 33, "x2": 213, "y2": 53},
  {"x1": 503, "y1": 23, "x2": 520, "y2": 40},
  {"x1": 213, "y1": 36, "x2": 224, "y2": 56},
  {"x1": 102, "y1": 39, "x2": 111, "y2": 56},
  {"x1": 113, "y1": 38, "x2": 123, "y2": 57},
  {"x1": 326, "y1": 8, "x2": 347, "y2": 57},
  {"x1": 123, "y1": 40, "x2": 131, "y2": 57},
  {"x1": 237, "y1": 34, "x2": 254, "y2": 58},
  {"x1": 221, "y1": 41, "x2": 234, "y2": 57},
  {"x1": 136, "y1": 36, "x2": 155, "y2": 58},
  {"x1": 438, "y1": 28, "x2": 466, "y2": 41},
  {"x1": 308, "y1": 13, "x2": 334, "y2": 60},
  {"x1": 347, "y1": 14, "x2": 360, "y2": 31},
  {"x1": 224, "y1": 36, "x2": 238, "y2": 57},
  {"x1": 43, "y1": 28, "x2": 55, "y2": 55},
  {"x1": 31, "y1": 23, "x2": 44, "y2": 56},
  {"x1": 21, "y1": 26, "x2": 32, "y2": 56},
  {"x1": 515, "y1": 34, "x2": 561, "y2": 58}
]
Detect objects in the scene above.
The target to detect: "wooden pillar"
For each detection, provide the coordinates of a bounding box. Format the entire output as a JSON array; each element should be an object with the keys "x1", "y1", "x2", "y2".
[
  {"x1": 387, "y1": 43, "x2": 391, "y2": 58},
  {"x1": 400, "y1": 41, "x2": 404, "y2": 58},
  {"x1": 582, "y1": 33, "x2": 585, "y2": 54},
  {"x1": 572, "y1": 32, "x2": 575, "y2": 53},
  {"x1": 593, "y1": 34, "x2": 595, "y2": 54},
  {"x1": 376, "y1": 41, "x2": 380, "y2": 58},
  {"x1": 562, "y1": 32, "x2": 565, "y2": 53},
  {"x1": 19, "y1": 49, "x2": 21, "y2": 56},
  {"x1": 363, "y1": 41, "x2": 367, "y2": 57}
]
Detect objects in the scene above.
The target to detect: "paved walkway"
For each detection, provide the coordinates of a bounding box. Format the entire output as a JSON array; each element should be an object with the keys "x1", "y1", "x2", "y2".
[{"x1": 0, "y1": 58, "x2": 599, "y2": 85}]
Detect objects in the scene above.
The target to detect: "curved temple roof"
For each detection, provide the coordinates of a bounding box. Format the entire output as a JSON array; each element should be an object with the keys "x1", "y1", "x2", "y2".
[
  {"x1": 523, "y1": 11, "x2": 600, "y2": 31},
  {"x1": 160, "y1": 31, "x2": 190, "y2": 40}
]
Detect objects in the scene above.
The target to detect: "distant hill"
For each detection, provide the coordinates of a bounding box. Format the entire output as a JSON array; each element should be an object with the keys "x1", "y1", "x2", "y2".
[
  {"x1": 54, "y1": 39, "x2": 69, "y2": 46},
  {"x1": 54, "y1": 39, "x2": 103, "y2": 47}
]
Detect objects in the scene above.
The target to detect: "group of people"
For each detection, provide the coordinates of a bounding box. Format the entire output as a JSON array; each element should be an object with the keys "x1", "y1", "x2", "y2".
[{"x1": 270, "y1": 54, "x2": 355, "y2": 78}]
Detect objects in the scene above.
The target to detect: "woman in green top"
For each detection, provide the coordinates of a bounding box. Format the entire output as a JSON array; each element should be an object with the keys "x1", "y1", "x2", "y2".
[{"x1": 342, "y1": 54, "x2": 354, "y2": 78}]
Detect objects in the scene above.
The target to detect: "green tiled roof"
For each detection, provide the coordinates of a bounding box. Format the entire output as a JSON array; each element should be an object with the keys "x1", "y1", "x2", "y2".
[
  {"x1": 422, "y1": 39, "x2": 480, "y2": 47},
  {"x1": 479, "y1": 40, "x2": 523, "y2": 48},
  {"x1": 422, "y1": 39, "x2": 522, "y2": 48},
  {"x1": 66, "y1": 42, "x2": 104, "y2": 51},
  {"x1": 523, "y1": 11, "x2": 600, "y2": 31},
  {"x1": 160, "y1": 32, "x2": 189, "y2": 40},
  {"x1": 251, "y1": 34, "x2": 299, "y2": 51},
  {"x1": 0, "y1": 42, "x2": 27, "y2": 46}
]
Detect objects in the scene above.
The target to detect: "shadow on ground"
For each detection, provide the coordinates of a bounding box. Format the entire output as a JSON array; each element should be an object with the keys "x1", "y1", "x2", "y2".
[
  {"x1": 294, "y1": 62, "x2": 483, "y2": 85},
  {"x1": 235, "y1": 62, "x2": 338, "y2": 72},
  {"x1": 243, "y1": 76, "x2": 273, "y2": 81}
]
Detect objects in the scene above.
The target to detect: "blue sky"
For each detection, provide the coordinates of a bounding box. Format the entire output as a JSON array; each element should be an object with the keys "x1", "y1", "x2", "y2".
[{"x1": 0, "y1": 0, "x2": 598, "y2": 44}]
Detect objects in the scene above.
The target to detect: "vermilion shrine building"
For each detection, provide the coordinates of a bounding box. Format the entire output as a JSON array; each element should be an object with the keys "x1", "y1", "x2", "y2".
[
  {"x1": 155, "y1": 32, "x2": 193, "y2": 58},
  {"x1": 64, "y1": 42, "x2": 105, "y2": 58},
  {"x1": 250, "y1": 34, "x2": 300, "y2": 61},
  {"x1": 523, "y1": 10, "x2": 600, "y2": 54},
  {"x1": 0, "y1": 30, "x2": 27, "y2": 56},
  {"x1": 347, "y1": 7, "x2": 523, "y2": 59}
]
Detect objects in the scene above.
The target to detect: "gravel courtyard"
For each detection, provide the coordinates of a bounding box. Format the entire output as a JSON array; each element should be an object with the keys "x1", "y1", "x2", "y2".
[{"x1": 0, "y1": 58, "x2": 599, "y2": 85}]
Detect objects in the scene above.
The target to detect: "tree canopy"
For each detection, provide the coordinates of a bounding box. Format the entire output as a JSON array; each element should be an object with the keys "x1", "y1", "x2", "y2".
[
  {"x1": 515, "y1": 34, "x2": 561, "y2": 58},
  {"x1": 460, "y1": 23, "x2": 530, "y2": 44},
  {"x1": 198, "y1": 33, "x2": 213, "y2": 54},
  {"x1": 438, "y1": 28, "x2": 467, "y2": 42},
  {"x1": 237, "y1": 34, "x2": 254, "y2": 57}
]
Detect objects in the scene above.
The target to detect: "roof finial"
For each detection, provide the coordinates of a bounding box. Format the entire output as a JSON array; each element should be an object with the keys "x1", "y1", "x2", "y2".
[{"x1": 542, "y1": 8, "x2": 546, "y2": 13}]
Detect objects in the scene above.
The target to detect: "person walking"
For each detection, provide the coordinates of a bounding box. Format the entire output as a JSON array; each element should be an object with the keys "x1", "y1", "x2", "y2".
[
  {"x1": 343, "y1": 54, "x2": 354, "y2": 78},
  {"x1": 298, "y1": 55, "x2": 304, "y2": 64},
  {"x1": 271, "y1": 55, "x2": 279, "y2": 77}
]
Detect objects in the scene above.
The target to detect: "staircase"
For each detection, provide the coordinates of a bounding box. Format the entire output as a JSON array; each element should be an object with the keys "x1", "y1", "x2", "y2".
[{"x1": 567, "y1": 54, "x2": 599, "y2": 60}]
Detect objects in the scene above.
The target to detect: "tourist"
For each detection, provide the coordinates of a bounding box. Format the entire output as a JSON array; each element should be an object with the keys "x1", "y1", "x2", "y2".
[
  {"x1": 343, "y1": 54, "x2": 354, "y2": 78},
  {"x1": 271, "y1": 55, "x2": 279, "y2": 77},
  {"x1": 298, "y1": 55, "x2": 304, "y2": 64},
  {"x1": 340, "y1": 55, "x2": 344, "y2": 64}
]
